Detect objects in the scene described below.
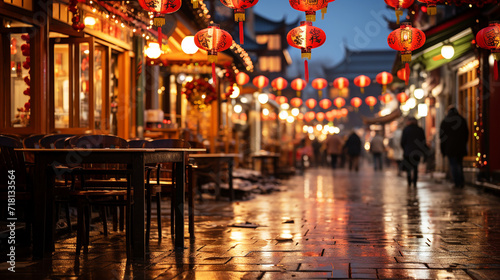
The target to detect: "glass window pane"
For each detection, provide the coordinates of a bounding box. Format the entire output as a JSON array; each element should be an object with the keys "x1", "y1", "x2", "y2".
[
  {"x1": 94, "y1": 45, "x2": 104, "y2": 130},
  {"x1": 79, "y1": 42, "x2": 90, "y2": 127},
  {"x1": 10, "y1": 33, "x2": 31, "y2": 127},
  {"x1": 54, "y1": 44, "x2": 70, "y2": 128}
]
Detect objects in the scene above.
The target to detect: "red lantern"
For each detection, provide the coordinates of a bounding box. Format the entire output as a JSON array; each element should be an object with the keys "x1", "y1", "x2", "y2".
[
  {"x1": 340, "y1": 108, "x2": 348, "y2": 117},
  {"x1": 316, "y1": 112, "x2": 325, "y2": 122},
  {"x1": 354, "y1": 75, "x2": 371, "y2": 94},
  {"x1": 417, "y1": 0, "x2": 438, "y2": 15},
  {"x1": 305, "y1": 98, "x2": 317, "y2": 109},
  {"x1": 220, "y1": 0, "x2": 259, "y2": 44},
  {"x1": 311, "y1": 78, "x2": 327, "y2": 99},
  {"x1": 331, "y1": 109, "x2": 339, "y2": 119},
  {"x1": 268, "y1": 93, "x2": 276, "y2": 101},
  {"x1": 319, "y1": 99, "x2": 332, "y2": 110},
  {"x1": 139, "y1": 0, "x2": 181, "y2": 48},
  {"x1": 365, "y1": 96, "x2": 377, "y2": 110},
  {"x1": 376, "y1": 71, "x2": 394, "y2": 93},
  {"x1": 252, "y1": 75, "x2": 269, "y2": 91},
  {"x1": 195, "y1": 24, "x2": 233, "y2": 84},
  {"x1": 290, "y1": 97, "x2": 303, "y2": 107},
  {"x1": 350, "y1": 97, "x2": 362, "y2": 111},
  {"x1": 276, "y1": 96, "x2": 288, "y2": 105},
  {"x1": 236, "y1": 72, "x2": 250, "y2": 86},
  {"x1": 271, "y1": 77, "x2": 288, "y2": 95},
  {"x1": 269, "y1": 112, "x2": 277, "y2": 121},
  {"x1": 333, "y1": 97, "x2": 345, "y2": 109},
  {"x1": 397, "y1": 92, "x2": 409, "y2": 104},
  {"x1": 476, "y1": 22, "x2": 500, "y2": 80},
  {"x1": 297, "y1": 113, "x2": 304, "y2": 121},
  {"x1": 321, "y1": 0, "x2": 335, "y2": 20},
  {"x1": 397, "y1": 67, "x2": 410, "y2": 85},
  {"x1": 388, "y1": 22, "x2": 425, "y2": 82},
  {"x1": 304, "y1": 111, "x2": 316, "y2": 122},
  {"x1": 385, "y1": 0, "x2": 414, "y2": 25},
  {"x1": 333, "y1": 77, "x2": 349, "y2": 90},
  {"x1": 381, "y1": 93, "x2": 393, "y2": 104},
  {"x1": 291, "y1": 78, "x2": 307, "y2": 97},
  {"x1": 289, "y1": 0, "x2": 328, "y2": 22},
  {"x1": 325, "y1": 110, "x2": 335, "y2": 122},
  {"x1": 287, "y1": 21, "x2": 326, "y2": 83}
]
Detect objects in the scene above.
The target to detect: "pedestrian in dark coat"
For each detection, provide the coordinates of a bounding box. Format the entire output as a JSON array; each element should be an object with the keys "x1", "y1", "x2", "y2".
[
  {"x1": 440, "y1": 106, "x2": 468, "y2": 187},
  {"x1": 401, "y1": 117, "x2": 427, "y2": 187},
  {"x1": 344, "y1": 131, "x2": 362, "y2": 172}
]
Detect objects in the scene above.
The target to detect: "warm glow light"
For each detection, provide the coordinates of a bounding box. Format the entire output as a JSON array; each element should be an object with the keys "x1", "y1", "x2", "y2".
[
  {"x1": 291, "y1": 108, "x2": 300, "y2": 116},
  {"x1": 279, "y1": 110, "x2": 289, "y2": 120},
  {"x1": 380, "y1": 108, "x2": 391, "y2": 116},
  {"x1": 230, "y1": 84, "x2": 240, "y2": 98},
  {"x1": 286, "y1": 116, "x2": 294, "y2": 123},
  {"x1": 441, "y1": 44, "x2": 455, "y2": 59},
  {"x1": 234, "y1": 104, "x2": 243, "y2": 113},
  {"x1": 307, "y1": 126, "x2": 314, "y2": 134},
  {"x1": 240, "y1": 96, "x2": 249, "y2": 103},
  {"x1": 258, "y1": 93, "x2": 269, "y2": 104},
  {"x1": 407, "y1": 97, "x2": 417, "y2": 109},
  {"x1": 181, "y1": 36, "x2": 199, "y2": 55},
  {"x1": 145, "y1": 42, "x2": 162, "y2": 59},
  {"x1": 316, "y1": 124, "x2": 323, "y2": 131},
  {"x1": 414, "y1": 88, "x2": 425, "y2": 99},
  {"x1": 84, "y1": 16, "x2": 96, "y2": 26},
  {"x1": 418, "y1": 103, "x2": 428, "y2": 117},
  {"x1": 281, "y1": 103, "x2": 290, "y2": 110},
  {"x1": 303, "y1": 125, "x2": 308, "y2": 133}
]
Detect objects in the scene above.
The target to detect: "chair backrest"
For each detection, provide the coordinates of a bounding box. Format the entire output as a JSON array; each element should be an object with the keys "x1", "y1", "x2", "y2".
[
  {"x1": 0, "y1": 136, "x2": 28, "y2": 191},
  {"x1": 53, "y1": 137, "x2": 71, "y2": 149},
  {"x1": 23, "y1": 134, "x2": 45, "y2": 148},
  {"x1": 73, "y1": 135, "x2": 128, "y2": 148},
  {"x1": 188, "y1": 141, "x2": 205, "y2": 148},
  {"x1": 144, "y1": 139, "x2": 191, "y2": 148},
  {"x1": 127, "y1": 139, "x2": 146, "y2": 148},
  {"x1": 39, "y1": 134, "x2": 75, "y2": 149}
]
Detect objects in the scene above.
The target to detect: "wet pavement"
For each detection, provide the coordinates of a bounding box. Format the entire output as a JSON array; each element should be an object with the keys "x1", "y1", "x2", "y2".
[{"x1": 2, "y1": 164, "x2": 500, "y2": 279}]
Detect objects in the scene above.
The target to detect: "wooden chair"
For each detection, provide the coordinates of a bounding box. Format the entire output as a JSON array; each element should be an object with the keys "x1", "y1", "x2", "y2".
[
  {"x1": 144, "y1": 139, "x2": 194, "y2": 240},
  {"x1": 39, "y1": 134, "x2": 75, "y2": 149},
  {"x1": 0, "y1": 136, "x2": 33, "y2": 244}
]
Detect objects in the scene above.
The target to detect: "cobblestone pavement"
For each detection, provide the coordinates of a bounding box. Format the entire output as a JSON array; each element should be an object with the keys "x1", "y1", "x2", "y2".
[{"x1": 2, "y1": 165, "x2": 500, "y2": 279}]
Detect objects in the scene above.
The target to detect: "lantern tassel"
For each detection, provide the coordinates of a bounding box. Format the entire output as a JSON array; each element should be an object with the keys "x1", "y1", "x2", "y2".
[
  {"x1": 495, "y1": 60, "x2": 498, "y2": 81},
  {"x1": 239, "y1": 21, "x2": 244, "y2": 45},
  {"x1": 405, "y1": 62, "x2": 410, "y2": 85},
  {"x1": 304, "y1": 60, "x2": 309, "y2": 84},
  {"x1": 361, "y1": 87, "x2": 365, "y2": 94},
  {"x1": 395, "y1": 9, "x2": 403, "y2": 25},
  {"x1": 212, "y1": 62, "x2": 216, "y2": 85},
  {"x1": 318, "y1": 90, "x2": 322, "y2": 99},
  {"x1": 158, "y1": 27, "x2": 162, "y2": 49},
  {"x1": 321, "y1": 7, "x2": 327, "y2": 20},
  {"x1": 192, "y1": 0, "x2": 198, "y2": 8}
]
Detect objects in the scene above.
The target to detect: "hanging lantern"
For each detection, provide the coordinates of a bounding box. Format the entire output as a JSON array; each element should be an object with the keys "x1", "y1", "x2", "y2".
[
  {"x1": 297, "y1": 113, "x2": 304, "y2": 121},
  {"x1": 340, "y1": 108, "x2": 348, "y2": 118},
  {"x1": 289, "y1": 0, "x2": 328, "y2": 22},
  {"x1": 331, "y1": 109, "x2": 339, "y2": 119},
  {"x1": 194, "y1": 24, "x2": 233, "y2": 84},
  {"x1": 268, "y1": 93, "x2": 276, "y2": 101},
  {"x1": 291, "y1": 78, "x2": 307, "y2": 97},
  {"x1": 316, "y1": 112, "x2": 325, "y2": 122},
  {"x1": 321, "y1": 0, "x2": 335, "y2": 20},
  {"x1": 325, "y1": 110, "x2": 335, "y2": 122},
  {"x1": 354, "y1": 75, "x2": 371, "y2": 94},
  {"x1": 381, "y1": 93, "x2": 393, "y2": 104},
  {"x1": 319, "y1": 99, "x2": 332, "y2": 110},
  {"x1": 376, "y1": 71, "x2": 394, "y2": 93},
  {"x1": 236, "y1": 72, "x2": 250, "y2": 86},
  {"x1": 417, "y1": 0, "x2": 438, "y2": 15},
  {"x1": 287, "y1": 21, "x2": 326, "y2": 83},
  {"x1": 333, "y1": 97, "x2": 345, "y2": 109},
  {"x1": 388, "y1": 22, "x2": 425, "y2": 82},
  {"x1": 290, "y1": 97, "x2": 303, "y2": 107},
  {"x1": 397, "y1": 67, "x2": 410, "y2": 85},
  {"x1": 271, "y1": 77, "x2": 288, "y2": 96},
  {"x1": 365, "y1": 96, "x2": 377, "y2": 110},
  {"x1": 139, "y1": 0, "x2": 181, "y2": 48},
  {"x1": 385, "y1": 0, "x2": 414, "y2": 25},
  {"x1": 333, "y1": 77, "x2": 349, "y2": 97},
  {"x1": 476, "y1": 22, "x2": 500, "y2": 80},
  {"x1": 305, "y1": 98, "x2": 317, "y2": 109},
  {"x1": 220, "y1": 0, "x2": 259, "y2": 44},
  {"x1": 304, "y1": 111, "x2": 316, "y2": 122},
  {"x1": 269, "y1": 112, "x2": 277, "y2": 121},
  {"x1": 397, "y1": 92, "x2": 409, "y2": 104},
  {"x1": 311, "y1": 78, "x2": 327, "y2": 99},
  {"x1": 252, "y1": 75, "x2": 269, "y2": 91},
  {"x1": 276, "y1": 96, "x2": 288, "y2": 105},
  {"x1": 350, "y1": 97, "x2": 362, "y2": 112}
]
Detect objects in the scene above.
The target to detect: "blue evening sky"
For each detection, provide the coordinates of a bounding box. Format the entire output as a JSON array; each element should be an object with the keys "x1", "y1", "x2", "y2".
[{"x1": 253, "y1": 0, "x2": 395, "y2": 67}]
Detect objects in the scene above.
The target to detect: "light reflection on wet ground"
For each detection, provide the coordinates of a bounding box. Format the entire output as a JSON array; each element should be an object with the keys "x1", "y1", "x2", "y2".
[{"x1": 2, "y1": 165, "x2": 500, "y2": 279}]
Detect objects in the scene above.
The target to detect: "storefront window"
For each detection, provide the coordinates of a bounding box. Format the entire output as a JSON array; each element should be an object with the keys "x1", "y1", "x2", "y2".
[
  {"x1": 54, "y1": 44, "x2": 69, "y2": 128},
  {"x1": 94, "y1": 45, "x2": 105, "y2": 130},
  {"x1": 458, "y1": 60, "x2": 479, "y2": 159},
  {"x1": 9, "y1": 33, "x2": 31, "y2": 127},
  {"x1": 79, "y1": 42, "x2": 90, "y2": 127}
]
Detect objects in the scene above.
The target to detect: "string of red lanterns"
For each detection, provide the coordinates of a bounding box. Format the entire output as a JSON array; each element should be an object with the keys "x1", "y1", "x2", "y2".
[
  {"x1": 219, "y1": 0, "x2": 259, "y2": 45},
  {"x1": 271, "y1": 77, "x2": 288, "y2": 96},
  {"x1": 289, "y1": 0, "x2": 328, "y2": 22},
  {"x1": 291, "y1": 78, "x2": 307, "y2": 97},
  {"x1": 354, "y1": 75, "x2": 371, "y2": 94},
  {"x1": 376, "y1": 71, "x2": 394, "y2": 93},
  {"x1": 476, "y1": 22, "x2": 500, "y2": 80},
  {"x1": 312, "y1": 78, "x2": 327, "y2": 99}
]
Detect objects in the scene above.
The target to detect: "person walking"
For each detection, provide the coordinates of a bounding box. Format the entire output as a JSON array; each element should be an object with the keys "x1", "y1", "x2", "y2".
[
  {"x1": 391, "y1": 126, "x2": 404, "y2": 176},
  {"x1": 401, "y1": 117, "x2": 427, "y2": 187},
  {"x1": 344, "y1": 131, "x2": 362, "y2": 172},
  {"x1": 440, "y1": 106, "x2": 468, "y2": 188},
  {"x1": 325, "y1": 133, "x2": 344, "y2": 169},
  {"x1": 370, "y1": 131, "x2": 385, "y2": 171}
]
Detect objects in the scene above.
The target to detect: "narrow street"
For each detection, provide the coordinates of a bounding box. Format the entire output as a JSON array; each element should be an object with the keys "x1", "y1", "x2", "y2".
[{"x1": 3, "y1": 164, "x2": 500, "y2": 279}]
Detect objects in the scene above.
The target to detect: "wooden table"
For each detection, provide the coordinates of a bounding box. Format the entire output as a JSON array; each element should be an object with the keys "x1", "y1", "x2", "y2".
[
  {"x1": 251, "y1": 152, "x2": 280, "y2": 177},
  {"x1": 190, "y1": 153, "x2": 240, "y2": 201},
  {"x1": 21, "y1": 147, "x2": 204, "y2": 262},
  {"x1": 145, "y1": 128, "x2": 179, "y2": 139}
]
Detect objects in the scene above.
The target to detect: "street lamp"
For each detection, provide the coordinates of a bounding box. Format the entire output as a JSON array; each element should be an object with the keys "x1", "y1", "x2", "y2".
[
  {"x1": 181, "y1": 36, "x2": 199, "y2": 55},
  {"x1": 441, "y1": 44, "x2": 455, "y2": 59},
  {"x1": 145, "y1": 42, "x2": 162, "y2": 59}
]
